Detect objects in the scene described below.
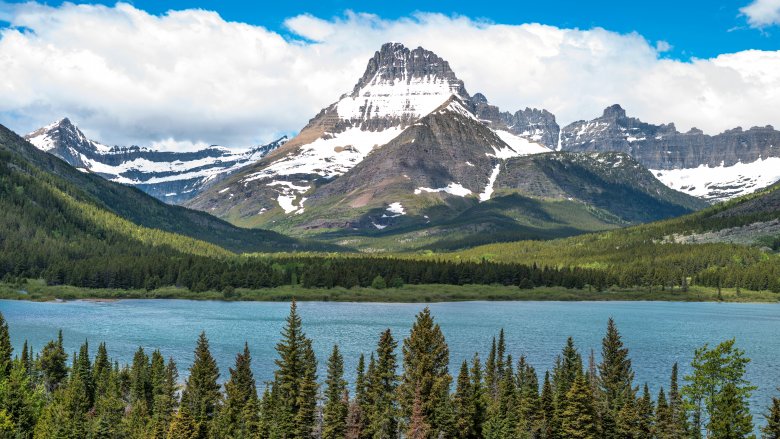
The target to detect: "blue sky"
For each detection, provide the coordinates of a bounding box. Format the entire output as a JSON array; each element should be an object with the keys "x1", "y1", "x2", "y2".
[
  {"x1": 2, "y1": 0, "x2": 777, "y2": 59},
  {"x1": 0, "y1": 0, "x2": 778, "y2": 147}
]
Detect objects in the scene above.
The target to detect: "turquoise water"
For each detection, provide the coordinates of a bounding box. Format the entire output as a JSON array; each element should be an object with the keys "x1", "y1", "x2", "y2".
[{"x1": 2, "y1": 299, "x2": 779, "y2": 424}]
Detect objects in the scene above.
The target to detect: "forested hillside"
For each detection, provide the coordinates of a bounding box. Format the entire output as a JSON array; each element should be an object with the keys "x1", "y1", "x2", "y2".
[
  {"x1": 0, "y1": 124, "x2": 326, "y2": 254},
  {"x1": 449, "y1": 182, "x2": 780, "y2": 292}
]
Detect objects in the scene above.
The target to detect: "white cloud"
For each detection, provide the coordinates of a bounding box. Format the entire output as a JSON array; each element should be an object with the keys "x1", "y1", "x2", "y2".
[
  {"x1": 0, "y1": 3, "x2": 779, "y2": 150},
  {"x1": 740, "y1": 0, "x2": 780, "y2": 28}
]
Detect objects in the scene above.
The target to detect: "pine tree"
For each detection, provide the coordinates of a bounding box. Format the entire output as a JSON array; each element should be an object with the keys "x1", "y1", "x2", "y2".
[
  {"x1": 636, "y1": 384, "x2": 654, "y2": 439},
  {"x1": 453, "y1": 360, "x2": 475, "y2": 439},
  {"x1": 367, "y1": 329, "x2": 399, "y2": 439},
  {"x1": 538, "y1": 371, "x2": 555, "y2": 439},
  {"x1": 353, "y1": 353, "x2": 370, "y2": 438},
  {"x1": 616, "y1": 392, "x2": 640, "y2": 438},
  {"x1": 552, "y1": 337, "x2": 583, "y2": 400},
  {"x1": 655, "y1": 388, "x2": 674, "y2": 439},
  {"x1": 294, "y1": 338, "x2": 318, "y2": 438},
  {"x1": 469, "y1": 353, "x2": 486, "y2": 439},
  {"x1": 560, "y1": 374, "x2": 598, "y2": 439},
  {"x1": 39, "y1": 330, "x2": 68, "y2": 392},
  {"x1": 180, "y1": 331, "x2": 221, "y2": 438},
  {"x1": 407, "y1": 387, "x2": 431, "y2": 439},
  {"x1": 709, "y1": 382, "x2": 753, "y2": 439},
  {"x1": 763, "y1": 396, "x2": 780, "y2": 439},
  {"x1": 598, "y1": 318, "x2": 635, "y2": 439},
  {"x1": 93, "y1": 342, "x2": 111, "y2": 398},
  {"x1": 168, "y1": 407, "x2": 199, "y2": 439},
  {"x1": 74, "y1": 340, "x2": 94, "y2": 407},
  {"x1": 400, "y1": 307, "x2": 452, "y2": 438},
  {"x1": 0, "y1": 312, "x2": 12, "y2": 380},
  {"x1": 323, "y1": 345, "x2": 348, "y2": 439},
  {"x1": 273, "y1": 300, "x2": 318, "y2": 438},
  {"x1": 217, "y1": 342, "x2": 259, "y2": 439},
  {"x1": 516, "y1": 356, "x2": 540, "y2": 432},
  {"x1": 485, "y1": 337, "x2": 498, "y2": 400},
  {"x1": 668, "y1": 363, "x2": 688, "y2": 437}
]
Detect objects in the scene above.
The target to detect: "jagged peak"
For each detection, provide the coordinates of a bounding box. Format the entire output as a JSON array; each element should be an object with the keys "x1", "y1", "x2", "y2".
[
  {"x1": 602, "y1": 104, "x2": 627, "y2": 119},
  {"x1": 350, "y1": 42, "x2": 464, "y2": 96}
]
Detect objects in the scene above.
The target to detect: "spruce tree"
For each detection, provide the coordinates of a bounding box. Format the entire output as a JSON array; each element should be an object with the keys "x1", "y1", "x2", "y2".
[
  {"x1": 485, "y1": 337, "x2": 498, "y2": 400},
  {"x1": 180, "y1": 331, "x2": 221, "y2": 438},
  {"x1": 560, "y1": 374, "x2": 598, "y2": 439},
  {"x1": 93, "y1": 342, "x2": 111, "y2": 398},
  {"x1": 400, "y1": 307, "x2": 452, "y2": 438},
  {"x1": 636, "y1": 384, "x2": 654, "y2": 439},
  {"x1": 538, "y1": 371, "x2": 555, "y2": 439},
  {"x1": 0, "y1": 312, "x2": 12, "y2": 380},
  {"x1": 709, "y1": 382, "x2": 753, "y2": 439},
  {"x1": 763, "y1": 396, "x2": 780, "y2": 439},
  {"x1": 273, "y1": 300, "x2": 310, "y2": 438},
  {"x1": 655, "y1": 388, "x2": 674, "y2": 439},
  {"x1": 469, "y1": 353, "x2": 486, "y2": 439},
  {"x1": 668, "y1": 363, "x2": 688, "y2": 437},
  {"x1": 39, "y1": 330, "x2": 68, "y2": 392},
  {"x1": 168, "y1": 407, "x2": 199, "y2": 439},
  {"x1": 74, "y1": 340, "x2": 95, "y2": 407},
  {"x1": 217, "y1": 342, "x2": 259, "y2": 439},
  {"x1": 407, "y1": 386, "x2": 431, "y2": 439},
  {"x1": 294, "y1": 338, "x2": 318, "y2": 438},
  {"x1": 598, "y1": 318, "x2": 635, "y2": 439},
  {"x1": 367, "y1": 329, "x2": 399, "y2": 439},
  {"x1": 453, "y1": 360, "x2": 475, "y2": 439},
  {"x1": 353, "y1": 353, "x2": 370, "y2": 438},
  {"x1": 323, "y1": 345, "x2": 348, "y2": 439}
]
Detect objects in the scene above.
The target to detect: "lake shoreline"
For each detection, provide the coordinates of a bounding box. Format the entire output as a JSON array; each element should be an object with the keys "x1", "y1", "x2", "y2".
[{"x1": 2, "y1": 281, "x2": 778, "y2": 304}]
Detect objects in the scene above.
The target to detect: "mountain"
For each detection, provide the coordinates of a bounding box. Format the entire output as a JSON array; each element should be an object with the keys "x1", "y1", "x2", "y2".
[
  {"x1": 187, "y1": 43, "x2": 555, "y2": 225},
  {"x1": 184, "y1": 43, "x2": 708, "y2": 251},
  {"x1": 25, "y1": 118, "x2": 285, "y2": 204},
  {"x1": 560, "y1": 105, "x2": 780, "y2": 203},
  {"x1": 1, "y1": 123, "x2": 333, "y2": 253},
  {"x1": 470, "y1": 92, "x2": 560, "y2": 149}
]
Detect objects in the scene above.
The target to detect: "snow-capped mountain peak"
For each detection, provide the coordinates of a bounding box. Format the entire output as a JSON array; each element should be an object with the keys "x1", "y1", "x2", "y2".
[
  {"x1": 335, "y1": 43, "x2": 470, "y2": 131},
  {"x1": 24, "y1": 118, "x2": 285, "y2": 204}
]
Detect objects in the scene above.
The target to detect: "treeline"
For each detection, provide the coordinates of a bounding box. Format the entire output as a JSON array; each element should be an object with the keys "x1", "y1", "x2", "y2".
[{"x1": 1, "y1": 305, "x2": 779, "y2": 438}]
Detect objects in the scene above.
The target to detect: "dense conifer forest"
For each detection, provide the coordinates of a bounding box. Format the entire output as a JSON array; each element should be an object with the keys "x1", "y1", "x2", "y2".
[{"x1": 0, "y1": 304, "x2": 776, "y2": 438}]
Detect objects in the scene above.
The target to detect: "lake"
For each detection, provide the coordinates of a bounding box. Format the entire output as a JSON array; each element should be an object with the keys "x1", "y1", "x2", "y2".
[{"x1": 2, "y1": 299, "x2": 779, "y2": 426}]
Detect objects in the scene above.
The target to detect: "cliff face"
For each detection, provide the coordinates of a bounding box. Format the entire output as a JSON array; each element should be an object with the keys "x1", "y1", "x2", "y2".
[{"x1": 560, "y1": 104, "x2": 780, "y2": 170}]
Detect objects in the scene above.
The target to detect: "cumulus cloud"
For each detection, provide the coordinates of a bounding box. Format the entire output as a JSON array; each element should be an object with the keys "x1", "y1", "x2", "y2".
[
  {"x1": 0, "y1": 3, "x2": 779, "y2": 149},
  {"x1": 740, "y1": 0, "x2": 780, "y2": 28}
]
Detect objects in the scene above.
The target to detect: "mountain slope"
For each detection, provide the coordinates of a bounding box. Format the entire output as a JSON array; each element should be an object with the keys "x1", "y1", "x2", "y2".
[
  {"x1": 0, "y1": 123, "x2": 332, "y2": 253},
  {"x1": 242, "y1": 99, "x2": 704, "y2": 251},
  {"x1": 187, "y1": 43, "x2": 559, "y2": 225},
  {"x1": 25, "y1": 118, "x2": 285, "y2": 204},
  {"x1": 560, "y1": 105, "x2": 780, "y2": 202}
]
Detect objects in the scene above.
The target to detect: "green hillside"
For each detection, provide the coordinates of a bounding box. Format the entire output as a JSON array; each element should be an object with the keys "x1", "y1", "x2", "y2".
[
  {"x1": 443, "y1": 182, "x2": 780, "y2": 292},
  {"x1": 0, "y1": 124, "x2": 334, "y2": 254}
]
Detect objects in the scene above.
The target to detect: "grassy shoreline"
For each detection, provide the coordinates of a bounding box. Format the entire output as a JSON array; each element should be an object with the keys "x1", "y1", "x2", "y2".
[{"x1": 1, "y1": 280, "x2": 777, "y2": 303}]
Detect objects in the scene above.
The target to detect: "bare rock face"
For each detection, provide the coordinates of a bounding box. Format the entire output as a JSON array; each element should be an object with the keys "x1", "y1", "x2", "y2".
[
  {"x1": 559, "y1": 105, "x2": 780, "y2": 202},
  {"x1": 25, "y1": 118, "x2": 284, "y2": 204},
  {"x1": 560, "y1": 105, "x2": 780, "y2": 170},
  {"x1": 471, "y1": 93, "x2": 560, "y2": 149}
]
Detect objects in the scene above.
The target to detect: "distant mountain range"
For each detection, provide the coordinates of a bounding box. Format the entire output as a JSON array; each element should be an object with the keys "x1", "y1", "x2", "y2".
[
  {"x1": 20, "y1": 42, "x2": 780, "y2": 249},
  {"x1": 559, "y1": 104, "x2": 780, "y2": 202},
  {"x1": 25, "y1": 118, "x2": 286, "y2": 203}
]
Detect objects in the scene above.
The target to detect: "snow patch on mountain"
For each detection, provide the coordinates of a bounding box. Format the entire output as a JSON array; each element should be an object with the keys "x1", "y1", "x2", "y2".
[
  {"x1": 493, "y1": 130, "x2": 551, "y2": 158},
  {"x1": 243, "y1": 127, "x2": 404, "y2": 183},
  {"x1": 415, "y1": 183, "x2": 473, "y2": 197},
  {"x1": 479, "y1": 164, "x2": 501, "y2": 202},
  {"x1": 652, "y1": 157, "x2": 780, "y2": 203}
]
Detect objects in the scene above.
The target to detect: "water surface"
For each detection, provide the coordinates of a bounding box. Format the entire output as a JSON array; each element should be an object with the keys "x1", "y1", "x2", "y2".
[{"x1": 3, "y1": 299, "x2": 779, "y2": 423}]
